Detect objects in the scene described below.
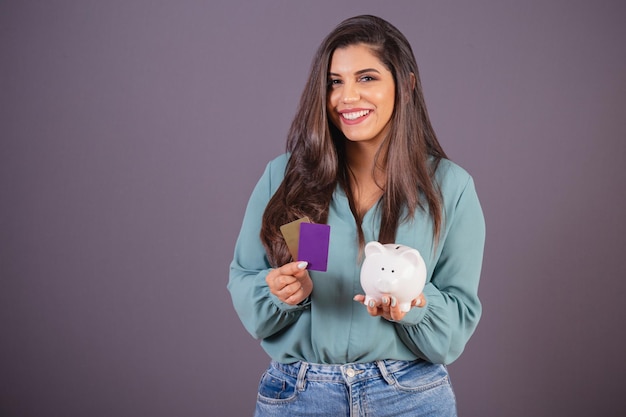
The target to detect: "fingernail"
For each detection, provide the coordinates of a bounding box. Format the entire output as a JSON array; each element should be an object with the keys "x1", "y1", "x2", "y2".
[
  {"x1": 382, "y1": 296, "x2": 389, "y2": 305},
  {"x1": 368, "y1": 300, "x2": 376, "y2": 308},
  {"x1": 297, "y1": 261, "x2": 308, "y2": 269},
  {"x1": 391, "y1": 297, "x2": 397, "y2": 307}
]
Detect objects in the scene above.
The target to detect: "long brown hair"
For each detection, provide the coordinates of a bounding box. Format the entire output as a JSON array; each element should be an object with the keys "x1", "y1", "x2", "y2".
[{"x1": 261, "y1": 15, "x2": 447, "y2": 267}]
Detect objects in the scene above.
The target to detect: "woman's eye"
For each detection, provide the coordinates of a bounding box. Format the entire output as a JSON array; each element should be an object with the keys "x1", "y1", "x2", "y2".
[
  {"x1": 359, "y1": 75, "x2": 375, "y2": 82},
  {"x1": 328, "y1": 79, "x2": 342, "y2": 86}
]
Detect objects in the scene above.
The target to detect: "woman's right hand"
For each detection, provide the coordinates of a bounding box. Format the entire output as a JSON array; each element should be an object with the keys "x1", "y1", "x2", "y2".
[{"x1": 266, "y1": 261, "x2": 313, "y2": 305}]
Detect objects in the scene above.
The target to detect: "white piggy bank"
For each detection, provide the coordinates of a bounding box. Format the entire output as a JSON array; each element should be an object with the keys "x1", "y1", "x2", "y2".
[{"x1": 360, "y1": 241, "x2": 427, "y2": 313}]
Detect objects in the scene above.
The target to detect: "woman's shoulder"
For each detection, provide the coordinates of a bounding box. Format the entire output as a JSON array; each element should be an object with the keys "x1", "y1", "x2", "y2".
[
  {"x1": 434, "y1": 158, "x2": 475, "y2": 195},
  {"x1": 267, "y1": 153, "x2": 289, "y2": 168},
  {"x1": 264, "y1": 153, "x2": 289, "y2": 177},
  {"x1": 257, "y1": 153, "x2": 289, "y2": 190}
]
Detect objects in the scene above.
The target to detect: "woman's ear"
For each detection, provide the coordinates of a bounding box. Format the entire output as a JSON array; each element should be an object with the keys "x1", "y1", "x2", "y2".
[{"x1": 409, "y1": 72, "x2": 416, "y2": 90}]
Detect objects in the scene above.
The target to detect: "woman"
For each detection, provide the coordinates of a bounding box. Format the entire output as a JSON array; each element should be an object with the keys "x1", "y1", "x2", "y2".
[{"x1": 228, "y1": 15, "x2": 485, "y2": 416}]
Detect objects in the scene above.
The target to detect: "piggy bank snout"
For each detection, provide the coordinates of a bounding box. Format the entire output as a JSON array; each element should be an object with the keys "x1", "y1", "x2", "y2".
[{"x1": 374, "y1": 276, "x2": 399, "y2": 293}]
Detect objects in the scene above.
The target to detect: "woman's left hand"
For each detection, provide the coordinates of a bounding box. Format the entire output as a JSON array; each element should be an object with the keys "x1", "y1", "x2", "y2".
[{"x1": 353, "y1": 293, "x2": 426, "y2": 322}]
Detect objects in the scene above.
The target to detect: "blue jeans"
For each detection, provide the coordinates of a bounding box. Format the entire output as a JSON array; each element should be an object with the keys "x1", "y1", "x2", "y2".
[{"x1": 254, "y1": 359, "x2": 457, "y2": 417}]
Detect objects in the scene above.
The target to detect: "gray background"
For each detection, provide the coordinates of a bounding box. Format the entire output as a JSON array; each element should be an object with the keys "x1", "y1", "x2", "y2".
[{"x1": 1, "y1": 0, "x2": 625, "y2": 416}]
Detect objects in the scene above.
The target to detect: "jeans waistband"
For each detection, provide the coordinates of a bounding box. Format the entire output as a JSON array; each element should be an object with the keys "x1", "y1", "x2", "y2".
[{"x1": 270, "y1": 359, "x2": 418, "y2": 388}]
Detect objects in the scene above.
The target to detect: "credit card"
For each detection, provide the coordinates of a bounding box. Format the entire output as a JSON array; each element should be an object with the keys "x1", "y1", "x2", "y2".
[
  {"x1": 279, "y1": 216, "x2": 310, "y2": 260},
  {"x1": 297, "y1": 222, "x2": 331, "y2": 272}
]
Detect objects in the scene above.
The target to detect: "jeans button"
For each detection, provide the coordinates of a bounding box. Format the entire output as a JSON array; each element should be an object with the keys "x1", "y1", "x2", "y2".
[{"x1": 346, "y1": 368, "x2": 356, "y2": 378}]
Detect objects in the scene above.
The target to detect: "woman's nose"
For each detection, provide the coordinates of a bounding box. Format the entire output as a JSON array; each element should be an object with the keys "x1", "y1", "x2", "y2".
[{"x1": 342, "y1": 82, "x2": 360, "y2": 103}]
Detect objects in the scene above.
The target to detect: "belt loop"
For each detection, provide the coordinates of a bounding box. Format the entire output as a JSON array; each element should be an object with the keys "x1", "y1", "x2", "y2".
[
  {"x1": 296, "y1": 361, "x2": 309, "y2": 391},
  {"x1": 376, "y1": 360, "x2": 395, "y2": 385}
]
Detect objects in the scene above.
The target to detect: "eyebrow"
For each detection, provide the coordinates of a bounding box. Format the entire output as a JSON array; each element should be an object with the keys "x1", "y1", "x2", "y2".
[{"x1": 328, "y1": 68, "x2": 382, "y2": 77}]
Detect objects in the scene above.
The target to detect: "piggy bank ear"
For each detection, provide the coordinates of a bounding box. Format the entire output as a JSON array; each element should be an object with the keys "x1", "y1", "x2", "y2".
[
  {"x1": 364, "y1": 241, "x2": 385, "y2": 257},
  {"x1": 401, "y1": 248, "x2": 423, "y2": 267}
]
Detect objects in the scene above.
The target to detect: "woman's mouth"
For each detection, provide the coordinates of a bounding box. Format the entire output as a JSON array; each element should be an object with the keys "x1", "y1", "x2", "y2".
[{"x1": 340, "y1": 109, "x2": 371, "y2": 123}]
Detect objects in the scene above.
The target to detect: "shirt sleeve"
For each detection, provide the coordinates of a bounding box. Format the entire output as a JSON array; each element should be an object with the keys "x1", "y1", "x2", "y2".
[
  {"x1": 393, "y1": 175, "x2": 486, "y2": 364},
  {"x1": 227, "y1": 158, "x2": 310, "y2": 340}
]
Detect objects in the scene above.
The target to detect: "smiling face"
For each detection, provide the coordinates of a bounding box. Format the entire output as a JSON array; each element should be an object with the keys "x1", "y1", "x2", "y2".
[{"x1": 327, "y1": 44, "x2": 396, "y2": 148}]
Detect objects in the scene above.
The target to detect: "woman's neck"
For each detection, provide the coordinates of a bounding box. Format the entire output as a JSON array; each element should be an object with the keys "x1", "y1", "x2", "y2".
[
  {"x1": 345, "y1": 140, "x2": 387, "y2": 216},
  {"x1": 346, "y1": 139, "x2": 386, "y2": 179}
]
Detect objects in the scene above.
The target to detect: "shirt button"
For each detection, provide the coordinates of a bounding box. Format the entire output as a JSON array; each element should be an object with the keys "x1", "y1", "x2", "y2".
[{"x1": 346, "y1": 368, "x2": 356, "y2": 378}]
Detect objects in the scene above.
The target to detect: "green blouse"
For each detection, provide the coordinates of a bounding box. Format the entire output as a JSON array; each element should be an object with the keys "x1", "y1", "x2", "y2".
[{"x1": 228, "y1": 153, "x2": 485, "y2": 365}]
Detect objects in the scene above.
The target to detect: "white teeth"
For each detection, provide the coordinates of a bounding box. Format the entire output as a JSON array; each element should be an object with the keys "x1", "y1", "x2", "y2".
[{"x1": 342, "y1": 110, "x2": 370, "y2": 120}]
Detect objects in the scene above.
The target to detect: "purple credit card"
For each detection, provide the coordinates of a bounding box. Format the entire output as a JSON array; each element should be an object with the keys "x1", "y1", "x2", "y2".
[{"x1": 297, "y1": 222, "x2": 330, "y2": 272}]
